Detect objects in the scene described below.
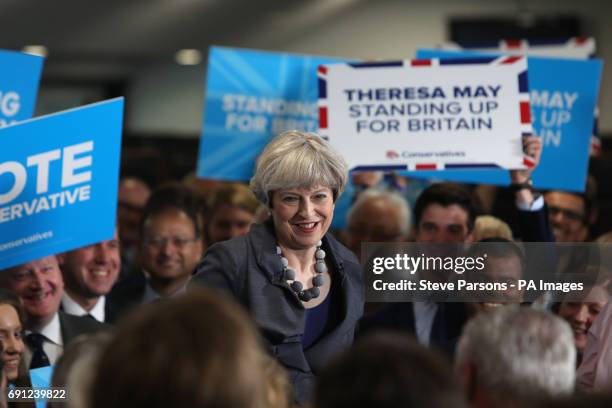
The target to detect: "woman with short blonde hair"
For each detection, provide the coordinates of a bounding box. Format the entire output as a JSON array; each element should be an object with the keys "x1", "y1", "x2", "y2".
[{"x1": 193, "y1": 131, "x2": 363, "y2": 405}]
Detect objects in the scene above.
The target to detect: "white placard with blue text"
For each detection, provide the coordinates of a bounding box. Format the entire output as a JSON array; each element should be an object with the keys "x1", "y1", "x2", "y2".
[
  {"x1": 318, "y1": 58, "x2": 532, "y2": 171},
  {"x1": 197, "y1": 46, "x2": 352, "y2": 181},
  {"x1": 0, "y1": 50, "x2": 44, "y2": 126},
  {"x1": 0, "y1": 98, "x2": 123, "y2": 269},
  {"x1": 409, "y1": 49, "x2": 602, "y2": 192}
]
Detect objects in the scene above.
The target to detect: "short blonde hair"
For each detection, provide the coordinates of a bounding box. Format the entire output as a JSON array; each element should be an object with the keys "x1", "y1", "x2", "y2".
[
  {"x1": 473, "y1": 215, "x2": 513, "y2": 242},
  {"x1": 250, "y1": 131, "x2": 348, "y2": 205}
]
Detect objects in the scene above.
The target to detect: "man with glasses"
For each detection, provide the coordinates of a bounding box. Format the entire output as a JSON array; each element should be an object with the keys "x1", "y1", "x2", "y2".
[
  {"x1": 544, "y1": 180, "x2": 596, "y2": 243},
  {"x1": 108, "y1": 184, "x2": 203, "y2": 311}
]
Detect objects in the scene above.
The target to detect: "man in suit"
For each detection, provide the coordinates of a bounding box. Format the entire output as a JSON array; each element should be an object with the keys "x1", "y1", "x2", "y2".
[
  {"x1": 360, "y1": 149, "x2": 551, "y2": 356},
  {"x1": 58, "y1": 229, "x2": 122, "y2": 323},
  {"x1": 108, "y1": 183, "x2": 203, "y2": 314},
  {"x1": 359, "y1": 182, "x2": 476, "y2": 354},
  {"x1": 0, "y1": 256, "x2": 107, "y2": 369}
]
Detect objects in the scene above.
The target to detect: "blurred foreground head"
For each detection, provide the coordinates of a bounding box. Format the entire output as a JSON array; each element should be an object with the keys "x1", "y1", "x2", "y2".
[
  {"x1": 90, "y1": 288, "x2": 266, "y2": 408},
  {"x1": 456, "y1": 306, "x2": 576, "y2": 407},
  {"x1": 315, "y1": 332, "x2": 467, "y2": 408}
]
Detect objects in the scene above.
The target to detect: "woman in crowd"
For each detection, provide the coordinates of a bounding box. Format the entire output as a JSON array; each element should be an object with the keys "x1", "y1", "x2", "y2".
[
  {"x1": 191, "y1": 130, "x2": 364, "y2": 405},
  {"x1": 0, "y1": 290, "x2": 28, "y2": 387},
  {"x1": 0, "y1": 290, "x2": 34, "y2": 408},
  {"x1": 553, "y1": 278, "x2": 609, "y2": 366},
  {"x1": 577, "y1": 300, "x2": 612, "y2": 391},
  {"x1": 0, "y1": 343, "x2": 5, "y2": 408}
]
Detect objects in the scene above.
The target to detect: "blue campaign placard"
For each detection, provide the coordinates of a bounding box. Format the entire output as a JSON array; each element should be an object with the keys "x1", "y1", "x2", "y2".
[
  {"x1": 0, "y1": 50, "x2": 44, "y2": 126},
  {"x1": 0, "y1": 98, "x2": 123, "y2": 269},
  {"x1": 30, "y1": 365, "x2": 54, "y2": 408},
  {"x1": 197, "y1": 46, "x2": 352, "y2": 181},
  {"x1": 406, "y1": 49, "x2": 602, "y2": 192}
]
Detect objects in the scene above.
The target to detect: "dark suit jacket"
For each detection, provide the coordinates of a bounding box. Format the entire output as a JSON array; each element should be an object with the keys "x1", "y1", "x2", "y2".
[
  {"x1": 105, "y1": 270, "x2": 148, "y2": 324},
  {"x1": 59, "y1": 295, "x2": 127, "y2": 325},
  {"x1": 24, "y1": 311, "x2": 109, "y2": 369},
  {"x1": 359, "y1": 206, "x2": 551, "y2": 357},
  {"x1": 517, "y1": 204, "x2": 554, "y2": 243},
  {"x1": 191, "y1": 222, "x2": 364, "y2": 406},
  {"x1": 359, "y1": 302, "x2": 468, "y2": 358},
  {"x1": 59, "y1": 311, "x2": 109, "y2": 344}
]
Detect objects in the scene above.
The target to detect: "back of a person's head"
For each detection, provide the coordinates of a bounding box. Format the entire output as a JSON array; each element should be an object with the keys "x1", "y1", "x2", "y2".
[
  {"x1": 474, "y1": 215, "x2": 514, "y2": 242},
  {"x1": 260, "y1": 353, "x2": 292, "y2": 408},
  {"x1": 315, "y1": 332, "x2": 466, "y2": 408},
  {"x1": 50, "y1": 332, "x2": 113, "y2": 408},
  {"x1": 346, "y1": 188, "x2": 412, "y2": 235},
  {"x1": 90, "y1": 288, "x2": 266, "y2": 408},
  {"x1": 456, "y1": 306, "x2": 576, "y2": 401},
  {"x1": 595, "y1": 230, "x2": 612, "y2": 243}
]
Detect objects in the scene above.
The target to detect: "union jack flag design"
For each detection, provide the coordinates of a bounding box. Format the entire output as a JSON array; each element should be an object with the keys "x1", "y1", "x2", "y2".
[{"x1": 318, "y1": 57, "x2": 532, "y2": 172}]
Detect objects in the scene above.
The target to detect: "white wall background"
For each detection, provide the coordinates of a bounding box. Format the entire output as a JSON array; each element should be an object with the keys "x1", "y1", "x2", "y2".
[{"x1": 126, "y1": 0, "x2": 611, "y2": 137}]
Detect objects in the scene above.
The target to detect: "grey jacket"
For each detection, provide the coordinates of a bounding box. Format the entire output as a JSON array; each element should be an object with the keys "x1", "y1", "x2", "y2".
[{"x1": 190, "y1": 222, "x2": 364, "y2": 405}]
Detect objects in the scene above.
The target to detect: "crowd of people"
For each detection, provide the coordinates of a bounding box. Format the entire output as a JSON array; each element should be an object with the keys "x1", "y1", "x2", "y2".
[{"x1": 0, "y1": 130, "x2": 611, "y2": 407}]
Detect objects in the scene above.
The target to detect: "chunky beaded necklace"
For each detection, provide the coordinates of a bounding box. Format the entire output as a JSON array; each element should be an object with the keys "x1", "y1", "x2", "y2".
[{"x1": 277, "y1": 240, "x2": 327, "y2": 302}]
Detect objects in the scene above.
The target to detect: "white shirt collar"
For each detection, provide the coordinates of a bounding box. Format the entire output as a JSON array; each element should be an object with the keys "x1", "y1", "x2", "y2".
[
  {"x1": 61, "y1": 293, "x2": 106, "y2": 322},
  {"x1": 38, "y1": 312, "x2": 63, "y2": 347}
]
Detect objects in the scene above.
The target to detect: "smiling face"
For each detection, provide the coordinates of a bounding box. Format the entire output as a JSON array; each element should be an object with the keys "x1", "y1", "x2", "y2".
[
  {"x1": 271, "y1": 186, "x2": 334, "y2": 250},
  {"x1": 59, "y1": 230, "x2": 121, "y2": 299},
  {"x1": 0, "y1": 304, "x2": 24, "y2": 382},
  {"x1": 2, "y1": 256, "x2": 64, "y2": 328},
  {"x1": 140, "y1": 208, "x2": 203, "y2": 282},
  {"x1": 545, "y1": 192, "x2": 588, "y2": 242},
  {"x1": 558, "y1": 285, "x2": 608, "y2": 353},
  {"x1": 471, "y1": 255, "x2": 524, "y2": 315}
]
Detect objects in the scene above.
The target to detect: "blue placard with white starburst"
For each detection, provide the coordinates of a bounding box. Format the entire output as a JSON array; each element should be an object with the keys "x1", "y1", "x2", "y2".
[{"x1": 197, "y1": 46, "x2": 352, "y2": 181}]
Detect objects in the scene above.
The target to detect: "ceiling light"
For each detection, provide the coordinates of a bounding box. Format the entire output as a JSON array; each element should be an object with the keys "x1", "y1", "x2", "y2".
[
  {"x1": 22, "y1": 45, "x2": 48, "y2": 57},
  {"x1": 175, "y1": 49, "x2": 202, "y2": 65}
]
